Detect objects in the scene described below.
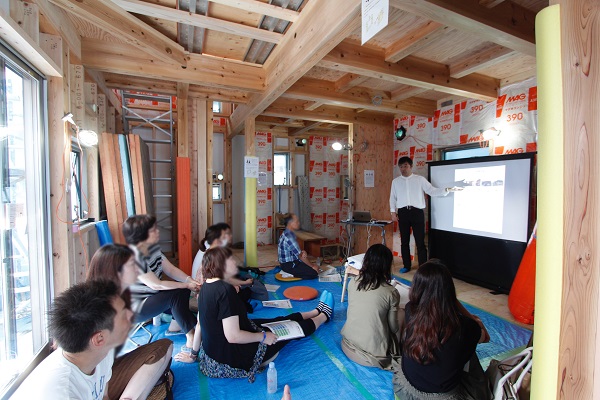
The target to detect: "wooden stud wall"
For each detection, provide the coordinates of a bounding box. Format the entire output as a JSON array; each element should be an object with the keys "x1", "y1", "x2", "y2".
[
  {"x1": 192, "y1": 98, "x2": 209, "y2": 251},
  {"x1": 176, "y1": 157, "x2": 192, "y2": 275},
  {"x1": 351, "y1": 121, "x2": 395, "y2": 255}
]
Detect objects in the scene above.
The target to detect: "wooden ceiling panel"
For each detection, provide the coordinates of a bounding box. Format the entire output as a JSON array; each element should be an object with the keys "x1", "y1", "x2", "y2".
[
  {"x1": 410, "y1": 29, "x2": 485, "y2": 63},
  {"x1": 360, "y1": 78, "x2": 400, "y2": 92},
  {"x1": 202, "y1": 30, "x2": 254, "y2": 60},
  {"x1": 510, "y1": 0, "x2": 548, "y2": 12},
  {"x1": 475, "y1": 53, "x2": 536, "y2": 79},
  {"x1": 303, "y1": 66, "x2": 346, "y2": 82},
  {"x1": 136, "y1": 14, "x2": 178, "y2": 42},
  {"x1": 207, "y1": 2, "x2": 264, "y2": 26}
]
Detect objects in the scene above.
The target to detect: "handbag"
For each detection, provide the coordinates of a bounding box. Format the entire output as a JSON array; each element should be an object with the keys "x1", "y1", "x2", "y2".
[{"x1": 485, "y1": 347, "x2": 533, "y2": 400}]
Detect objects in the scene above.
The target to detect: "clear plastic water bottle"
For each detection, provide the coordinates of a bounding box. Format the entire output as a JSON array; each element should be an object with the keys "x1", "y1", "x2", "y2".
[{"x1": 267, "y1": 362, "x2": 277, "y2": 394}]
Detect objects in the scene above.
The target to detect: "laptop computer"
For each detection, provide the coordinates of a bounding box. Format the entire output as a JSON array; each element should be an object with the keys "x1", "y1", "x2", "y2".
[{"x1": 352, "y1": 211, "x2": 372, "y2": 223}]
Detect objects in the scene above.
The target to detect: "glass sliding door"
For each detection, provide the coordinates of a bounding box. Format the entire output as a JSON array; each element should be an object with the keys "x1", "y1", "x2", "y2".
[{"x1": 0, "y1": 46, "x2": 50, "y2": 396}]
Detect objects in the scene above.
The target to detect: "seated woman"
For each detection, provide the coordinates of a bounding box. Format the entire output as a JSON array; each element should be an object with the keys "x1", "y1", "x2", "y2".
[
  {"x1": 341, "y1": 244, "x2": 401, "y2": 370},
  {"x1": 87, "y1": 244, "x2": 174, "y2": 400},
  {"x1": 197, "y1": 247, "x2": 333, "y2": 382},
  {"x1": 394, "y1": 260, "x2": 491, "y2": 400},
  {"x1": 277, "y1": 213, "x2": 319, "y2": 279},
  {"x1": 175, "y1": 224, "x2": 254, "y2": 364},
  {"x1": 123, "y1": 214, "x2": 201, "y2": 352}
]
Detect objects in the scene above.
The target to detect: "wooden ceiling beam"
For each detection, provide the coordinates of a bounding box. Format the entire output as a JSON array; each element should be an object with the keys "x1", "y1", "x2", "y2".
[
  {"x1": 208, "y1": 0, "x2": 300, "y2": 22},
  {"x1": 82, "y1": 39, "x2": 265, "y2": 92},
  {"x1": 319, "y1": 41, "x2": 498, "y2": 101},
  {"x1": 263, "y1": 98, "x2": 393, "y2": 126},
  {"x1": 390, "y1": 86, "x2": 428, "y2": 101},
  {"x1": 449, "y1": 43, "x2": 515, "y2": 78},
  {"x1": 229, "y1": 0, "x2": 362, "y2": 137},
  {"x1": 33, "y1": 0, "x2": 81, "y2": 62},
  {"x1": 288, "y1": 121, "x2": 323, "y2": 136},
  {"x1": 478, "y1": 0, "x2": 506, "y2": 8},
  {"x1": 389, "y1": 0, "x2": 535, "y2": 56},
  {"x1": 334, "y1": 73, "x2": 370, "y2": 93},
  {"x1": 113, "y1": 0, "x2": 283, "y2": 44},
  {"x1": 304, "y1": 101, "x2": 325, "y2": 111},
  {"x1": 385, "y1": 21, "x2": 449, "y2": 63},
  {"x1": 103, "y1": 72, "x2": 251, "y2": 103},
  {"x1": 284, "y1": 77, "x2": 436, "y2": 116},
  {"x1": 48, "y1": 0, "x2": 186, "y2": 65},
  {"x1": 85, "y1": 69, "x2": 122, "y2": 114}
]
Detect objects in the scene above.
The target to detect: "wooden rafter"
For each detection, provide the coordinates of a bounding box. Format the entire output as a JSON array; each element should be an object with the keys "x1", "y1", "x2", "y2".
[
  {"x1": 334, "y1": 73, "x2": 370, "y2": 93},
  {"x1": 305, "y1": 101, "x2": 325, "y2": 111},
  {"x1": 229, "y1": 0, "x2": 362, "y2": 136},
  {"x1": 81, "y1": 39, "x2": 265, "y2": 92},
  {"x1": 319, "y1": 40, "x2": 499, "y2": 101},
  {"x1": 284, "y1": 77, "x2": 437, "y2": 116},
  {"x1": 103, "y1": 72, "x2": 251, "y2": 103},
  {"x1": 208, "y1": 0, "x2": 300, "y2": 22},
  {"x1": 449, "y1": 43, "x2": 515, "y2": 78},
  {"x1": 385, "y1": 21, "x2": 449, "y2": 63},
  {"x1": 263, "y1": 98, "x2": 393, "y2": 126},
  {"x1": 389, "y1": 0, "x2": 536, "y2": 56},
  {"x1": 113, "y1": 0, "x2": 283, "y2": 44},
  {"x1": 288, "y1": 121, "x2": 322, "y2": 136},
  {"x1": 48, "y1": 0, "x2": 187, "y2": 65}
]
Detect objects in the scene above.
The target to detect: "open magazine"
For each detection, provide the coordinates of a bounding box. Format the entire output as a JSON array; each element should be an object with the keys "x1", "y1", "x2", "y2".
[{"x1": 261, "y1": 320, "x2": 305, "y2": 341}]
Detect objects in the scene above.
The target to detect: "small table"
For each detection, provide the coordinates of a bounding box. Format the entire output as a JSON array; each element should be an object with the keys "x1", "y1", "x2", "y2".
[{"x1": 341, "y1": 219, "x2": 392, "y2": 247}]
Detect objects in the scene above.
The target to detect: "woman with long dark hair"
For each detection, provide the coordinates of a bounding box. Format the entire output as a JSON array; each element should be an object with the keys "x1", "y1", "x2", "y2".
[
  {"x1": 87, "y1": 244, "x2": 173, "y2": 400},
  {"x1": 341, "y1": 244, "x2": 401, "y2": 369},
  {"x1": 394, "y1": 259, "x2": 490, "y2": 400}
]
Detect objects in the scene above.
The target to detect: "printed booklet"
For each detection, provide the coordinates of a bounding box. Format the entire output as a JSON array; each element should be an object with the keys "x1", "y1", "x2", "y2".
[{"x1": 261, "y1": 320, "x2": 305, "y2": 340}]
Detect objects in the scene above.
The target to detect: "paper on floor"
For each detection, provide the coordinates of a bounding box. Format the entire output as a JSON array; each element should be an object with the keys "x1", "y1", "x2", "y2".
[
  {"x1": 262, "y1": 299, "x2": 292, "y2": 309},
  {"x1": 264, "y1": 284, "x2": 280, "y2": 292}
]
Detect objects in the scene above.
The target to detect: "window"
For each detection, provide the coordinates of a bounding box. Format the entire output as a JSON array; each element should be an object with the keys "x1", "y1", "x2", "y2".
[
  {"x1": 442, "y1": 144, "x2": 490, "y2": 160},
  {"x1": 212, "y1": 101, "x2": 222, "y2": 114},
  {"x1": 70, "y1": 147, "x2": 82, "y2": 221},
  {"x1": 273, "y1": 152, "x2": 290, "y2": 186},
  {"x1": 212, "y1": 183, "x2": 224, "y2": 201},
  {"x1": 0, "y1": 47, "x2": 51, "y2": 396}
]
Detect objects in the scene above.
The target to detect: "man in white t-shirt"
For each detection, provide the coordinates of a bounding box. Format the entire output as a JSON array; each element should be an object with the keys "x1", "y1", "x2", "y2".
[{"x1": 12, "y1": 280, "x2": 133, "y2": 399}]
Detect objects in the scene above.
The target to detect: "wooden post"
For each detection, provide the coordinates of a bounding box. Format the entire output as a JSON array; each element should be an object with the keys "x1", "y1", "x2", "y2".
[
  {"x1": 535, "y1": 2, "x2": 600, "y2": 399},
  {"x1": 48, "y1": 76, "x2": 71, "y2": 294},
  {"x1": 206, "y1": 101, "x2": 214, "y2": 227},
  {"x1": 177, "y1": 82, "x2": 189, "y2": 158},
  {"x1": 194, "y1": 99, "x2": 208, "y2": 246},
  {"x1": 244, "y1": 117, "x2": 257, "y2": 267}
]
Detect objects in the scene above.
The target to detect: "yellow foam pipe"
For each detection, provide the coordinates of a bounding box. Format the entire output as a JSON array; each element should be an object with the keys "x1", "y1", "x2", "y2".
[
  {"x1": 533, "y1": 5, "x2": 563, "y2": 399},
  {"x1": 244, "y1": 177, "x2": 258, "y2": 267}
]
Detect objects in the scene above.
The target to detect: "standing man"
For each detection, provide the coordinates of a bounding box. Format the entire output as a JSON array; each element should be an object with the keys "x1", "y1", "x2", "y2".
[
  {"x1": 389, "y1": 156, "x2": 459, "y2": 273},
  {"x1": 12, "y1": 280, "x2": 133, "y2": 399}
]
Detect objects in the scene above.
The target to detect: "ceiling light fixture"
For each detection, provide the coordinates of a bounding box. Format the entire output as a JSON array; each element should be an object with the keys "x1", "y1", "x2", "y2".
[
  {"x1": 332, "y1": 142, "x2": 352, "y2": 151},
  {"x1": 395, "y1": 125, "x2": 407, "y2": 141}
]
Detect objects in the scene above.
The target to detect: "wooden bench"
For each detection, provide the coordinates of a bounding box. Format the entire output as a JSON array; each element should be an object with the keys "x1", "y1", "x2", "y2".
[{"x1": 295, "y1": 230, "x2": 326, "y2": 257}]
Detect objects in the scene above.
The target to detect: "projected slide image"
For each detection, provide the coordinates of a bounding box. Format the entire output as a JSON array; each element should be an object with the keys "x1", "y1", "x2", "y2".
[{"x1": 453, "y1": 165, "x2": 506, "y2": 234}]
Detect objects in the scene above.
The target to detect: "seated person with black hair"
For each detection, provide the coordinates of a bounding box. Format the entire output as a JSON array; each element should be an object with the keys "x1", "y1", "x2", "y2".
[
  {"x1": 197, "y1": 247, "x2": 333, "y2": 382},
  {"x1": 277, "y1": 213, "x2": 319, "y2": 280},
  {"x1": 12, "y1": 280, "x2": 133, "y2": 399}
]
